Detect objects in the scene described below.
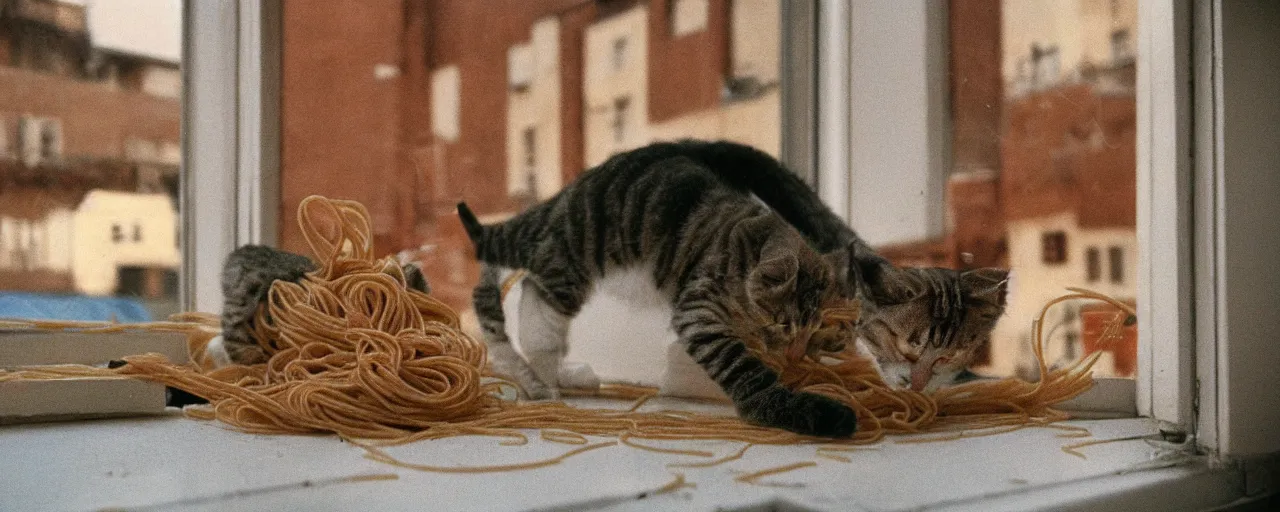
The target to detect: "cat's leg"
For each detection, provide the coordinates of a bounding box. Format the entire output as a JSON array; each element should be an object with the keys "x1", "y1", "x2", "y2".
[
  {"x1": 472, "y1": 265, "x2": 551, "y2": 399},
  {"x1": 520, "y1": 243, "x2": 594, "y2": 400},
  {"x1": 672, "y1": 278, "x2": 857, "y2": 438},
  {"x1": 516, "y1": 282, "x2": 602, "y2": 395},
  {"x1": 514, "y1": 282, "x2": 572, "y2": 399}
]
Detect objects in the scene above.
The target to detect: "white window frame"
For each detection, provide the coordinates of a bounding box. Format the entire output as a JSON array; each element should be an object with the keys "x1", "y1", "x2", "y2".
[
  {"x1": 181, "y1": 0, "x2": 281, "y2": 314},
  {"x1": 806, "y1": 0, "x2": 1280, "y2": 461},
  {"x1": 810, "y1": 1, "x2": 1147, "y2": 420},
  {"x1": 1191, "y1": 0, "x2": 1280, "y2": 460},
  {"x1": 188, "y1": 0, "x2": 1280, "y2": 462}
]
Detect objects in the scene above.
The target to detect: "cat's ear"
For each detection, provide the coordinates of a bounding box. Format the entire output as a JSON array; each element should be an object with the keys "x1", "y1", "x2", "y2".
[
  {"x1": 748, "y1": 253, "x2": 800, "y2": 305},
  {"x1": 401, "y1": 262, "x2": 431, "y2": 294},
  {"x1": 849, "y1": 243, "x2": 914, "y2": 304},
  {"x1": 962, "y1": 267, "x2": 1009, "y2": 307}
]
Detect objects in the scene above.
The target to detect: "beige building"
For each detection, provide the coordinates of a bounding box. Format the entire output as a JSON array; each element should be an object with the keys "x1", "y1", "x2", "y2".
[
  {"x1": 650, "y1": 0, "x2": 780, "y2": 155},
  {"x1": 506, "y1": 18, "x2": 564, "y2": 202},
  {"x1": 581, "y1": 5, "x2": 651, "y2": 168},
  {"x1": 0, "y1": 208, "x2": 73, "y2": 273},
  {"x1": 70, "y1": 190, "x2": 180, "y2": 296},
  {"x1": 989, "y1": 213, "x2": 1138, "y2": 378},
  {"x1": 982, "y1": 0, "x2": 1139, "y2": 379},
  {"x1": 511, "y1": 0, "x2": 782, "y2": 180}
]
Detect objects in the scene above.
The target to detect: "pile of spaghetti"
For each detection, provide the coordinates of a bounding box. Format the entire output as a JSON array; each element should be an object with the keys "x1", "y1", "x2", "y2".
[{"x1": 0, "y1": 195, "x2": 1134, "y2": 455}]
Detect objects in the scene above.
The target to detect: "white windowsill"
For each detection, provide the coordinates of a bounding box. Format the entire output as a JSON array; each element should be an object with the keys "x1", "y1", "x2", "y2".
[{"x1": 0, "y1": 397, "x2": 1247, "y2": 512}]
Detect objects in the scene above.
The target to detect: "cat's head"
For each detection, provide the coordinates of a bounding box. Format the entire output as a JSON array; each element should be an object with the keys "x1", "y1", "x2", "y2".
[
  {"x1": 854, "y1": 260, "x2": 1010, "y2": 392},
  {"x1": 746, "y1": 235, "x2": 856, "y2": 362}
]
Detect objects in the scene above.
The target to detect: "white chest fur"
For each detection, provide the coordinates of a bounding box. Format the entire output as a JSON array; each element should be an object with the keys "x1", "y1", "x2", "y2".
[{"x1": 497, "y1": 265, "x2": 727, "y2": 400}]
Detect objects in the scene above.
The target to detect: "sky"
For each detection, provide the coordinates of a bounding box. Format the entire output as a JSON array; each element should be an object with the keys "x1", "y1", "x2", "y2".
[{"x1": 63, "y1": 0, "x2": 183, "y2": 63}]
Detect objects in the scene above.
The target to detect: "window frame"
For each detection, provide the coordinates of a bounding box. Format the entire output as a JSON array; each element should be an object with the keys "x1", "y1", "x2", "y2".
[
  {"x1": 1042, "y1": 231, "x2": 1068, "y2": 265},
  {"x1": 1087, "y1": 246, "x2": 1102, "y2": 282},
  {"x1": 809, "y1": 1, "x2": 1190, "y2": 423},
  {"x1": 181, "y1": 0, "x2": 281, "y2": 314},
  {"x1": 188, "y1": 0, "x2": 1280, "y2": 460},
  {"x1": 804, "y1": 0, "x2": 1280, "y2": 459}
]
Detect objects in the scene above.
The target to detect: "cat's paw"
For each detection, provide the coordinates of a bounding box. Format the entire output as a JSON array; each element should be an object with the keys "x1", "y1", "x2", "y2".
[
  {"x1": 222, "y1": 340, "x2": 268, "y2": 366},
  {"x1": 557, "y1": 362, "x2": 601, "y2": 391},
  {"x1": 515, "y1": 376, "x2": 558, "y2": 400},
  {"x1": 521, "y1": 383, "x2": 559, "y2": 401},
  {"x1": 785, "y1": 392, "x2": 858, "y2": 438}
]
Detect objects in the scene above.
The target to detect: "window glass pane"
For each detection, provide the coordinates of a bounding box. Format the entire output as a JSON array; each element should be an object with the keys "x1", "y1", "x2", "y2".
[
  {"x1": 924, "y1": 0, "x2": 1138, "y2": 380},
  {"x1": 0, "y1": 0, "x2": 183, "y2": 322},
  {"x1": 277, "y1": 1, "x2": 781, "y2": 328}
]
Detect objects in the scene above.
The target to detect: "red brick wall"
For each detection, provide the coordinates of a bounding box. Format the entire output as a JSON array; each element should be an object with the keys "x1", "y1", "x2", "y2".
[
  {"x1": 946, "y1": 0, "x2": 1006, "y2": 270},
  {"x1": 280, "y1": 1, "x2": 596, "y2": 312},
  {"x1": 559, "y1": 2, "x2": 595, "y2": 184},
  {"x1": 948, "y1": 175, "x2": 1007, "y2": 269},
  {"x1": 0, "y1": 66, "x2": 179, "y2": 160},
  {"x1": 412, "y1": 0, "x2": 588, "y2": 311},
  {"x1": 949, "y1": 0, "x2": 1002, "y2": 172},
  {"x1": 0, "y1": 268, "x2": 74, "y2": 292},
  {"x1": 279, "y1": 0, "x2": 405, "y2": 256},
  {"x1": 646, "y1": 0, "x2": 729, "y2": 123},
  {"x1": 396, "y1": 0, "x2": 431, "y2": 249},
  {"x1": 1000, "y1": 84, "x2": 1136, "y2": 228},
  {"x1": 0, "y1": 33, "x2": 12, "y2": 64}
]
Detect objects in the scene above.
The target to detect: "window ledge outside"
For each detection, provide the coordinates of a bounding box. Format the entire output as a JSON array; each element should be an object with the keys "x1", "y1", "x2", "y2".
[{"x1": 0, "y1": 397, "x2": 1254, "y2": 512}]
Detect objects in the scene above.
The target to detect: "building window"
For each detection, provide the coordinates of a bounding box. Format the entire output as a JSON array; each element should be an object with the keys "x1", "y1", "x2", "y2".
[
  {"x1": 111, "y1": 223, "x2": 124, "y2": 244},
  {"x1": 522, "y1": 127, "x2": 538, "y2": 198},
  {"x1": 1041, "y1": 231, "x2": 1067, "y2": 264},
  {"x1": 611, "y1": 37, "x2": 628, "y2": 71},
  {"x1": 1111, "y1": 29, "x2": 1133, "y2": 63},
  {"x1": 430, "y1": 66, "x2": 461, "y2": 142},
  {"x1": 1109, "y1": 246, "x2": 1124, "y2": 283},
  {"x1": 507, "y1": 43, "x2": 533, "y2": 91},
  {"x1": 40, "y1": 124, "x2": 57, "y2": 160},
  {"x1": 1031, "y1": 44, "x2": 1061, "y2": 86},
  {"x1": 1086, "y1": 247, "x2": 1101, "y2": 282},
  {"x1": 670, "y1": 0, "x2": 709, "y2": 36},
  {"x1": 132, "y1": 223, "x2": 143, "y2": 243},
  {"x1": 612, "y1": 97, "x2": 631, "y2": 145}
]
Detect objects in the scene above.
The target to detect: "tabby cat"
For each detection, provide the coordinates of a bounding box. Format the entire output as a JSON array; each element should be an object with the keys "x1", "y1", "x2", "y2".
[
  {"x1": 638, "y1": 139, "x2": 1010, "y2": 392},
  {"x1": 218, "y1": 244, "x2": 429, "y2": 365},
  {"x1": 459, "y1": 152, "x2": 858, "y2": 438}
]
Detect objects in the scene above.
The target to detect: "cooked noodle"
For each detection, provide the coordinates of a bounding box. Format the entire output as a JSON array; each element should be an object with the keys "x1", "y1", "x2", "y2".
[{"x1": 0, "y1": 195, "x2": 1133, "y2": 473}]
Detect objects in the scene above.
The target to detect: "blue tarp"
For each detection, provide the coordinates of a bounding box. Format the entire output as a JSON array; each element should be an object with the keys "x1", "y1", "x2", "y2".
[{"x1": 0, "y1": 292, "x2": 153, "y2": 323}]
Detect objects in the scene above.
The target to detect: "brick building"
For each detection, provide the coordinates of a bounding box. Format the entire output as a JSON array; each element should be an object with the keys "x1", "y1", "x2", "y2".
[
  {"x1": 0, "y1": 0, "x2": 182, "y2": 300},
  {"x1": 992, "y1": 72, "x2": 1138, "y2": 379},
  {"x1": 278, "y1": 0, "x2": 1137, "y2": 378},
  {"x1": 867, "y1": 0, "x2": 1138, "y2": 377},
  {"x1": 280, "y1": 0, "x2": 780, "y2": 313}
]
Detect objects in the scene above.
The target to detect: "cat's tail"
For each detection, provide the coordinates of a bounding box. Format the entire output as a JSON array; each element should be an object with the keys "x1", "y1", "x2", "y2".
[
  {"x1": 456, "y1": 202, "x2": 485, "y2": 245},
  {"x1": 456, "y1": 202, "x2": 523, "y2": 268}
]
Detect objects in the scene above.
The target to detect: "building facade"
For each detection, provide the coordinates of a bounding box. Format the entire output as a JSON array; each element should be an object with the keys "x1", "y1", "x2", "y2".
[
  {"x1": 277, "y1": 0, "x2": 1137, "y2": 377},
  {"x1": 882, "y1": 0, "x2": 1139, "y2": 378},
  {"x1": 0, "y1": 0, "x2": 181, "y2": 302},
  {"x1": 280, "y1": 0, "x2": 780, "y2": 316}
]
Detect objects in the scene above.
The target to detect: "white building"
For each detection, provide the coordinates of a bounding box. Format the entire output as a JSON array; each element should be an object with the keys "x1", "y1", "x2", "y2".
[{"x1": 70, "y1": 190, "x2": 179, "y2": 296}]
